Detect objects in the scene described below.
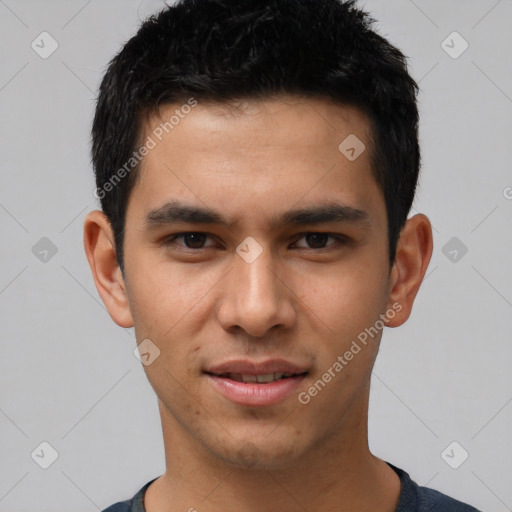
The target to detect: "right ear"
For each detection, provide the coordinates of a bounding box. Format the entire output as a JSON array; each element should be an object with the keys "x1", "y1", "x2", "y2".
[{"x1": 83, "y1": 210, "x2": 134, "y2": 328}]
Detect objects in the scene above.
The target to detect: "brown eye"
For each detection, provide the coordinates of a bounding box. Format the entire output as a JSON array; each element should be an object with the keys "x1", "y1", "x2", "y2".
[
  {"x1": 293, "y1": 233, "x2": 344, "y2": 250},
  {"x1": 181, "y1": 233, "x2": 208, "y2": 248},
  {"x1": 304, "y1": 233, "x2": 330, "y2": 249},
  {"x1": 162, "y1": 232, "x2": 215, "y2": 249}
]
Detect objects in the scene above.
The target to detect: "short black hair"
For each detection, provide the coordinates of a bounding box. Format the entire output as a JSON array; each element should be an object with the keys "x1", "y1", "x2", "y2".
[{"x1": 91, "y1": 0, "x2": 420, "y2": 273}]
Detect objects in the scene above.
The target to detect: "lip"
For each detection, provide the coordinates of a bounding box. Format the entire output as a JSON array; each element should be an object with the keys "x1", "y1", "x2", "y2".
[
  {"x1": 206, "y1": 373, "x2": 307, "y2": 407},
  {"x1": 205, "y1": 359, "x2": 309, "y2": 376},
  {"x1": 204, "y1": 359, "x2": 309, "y2": 407}
]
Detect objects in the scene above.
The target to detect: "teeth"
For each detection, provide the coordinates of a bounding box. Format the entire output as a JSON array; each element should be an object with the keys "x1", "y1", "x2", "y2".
[
  {"x1": 256, "y1": 373, "x2": 275, "y2": 383},
  {"x1": 224, "y1": 372, "x2": 294, "y2": 383}
]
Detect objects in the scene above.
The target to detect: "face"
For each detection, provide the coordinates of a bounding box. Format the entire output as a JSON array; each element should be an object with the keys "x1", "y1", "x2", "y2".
[{"x1": 111, "y1": 97, "x2": 399, "y2": 469}]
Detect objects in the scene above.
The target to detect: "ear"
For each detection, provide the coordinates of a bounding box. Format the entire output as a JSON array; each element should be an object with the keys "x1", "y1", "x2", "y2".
[
  {"x1": 385, "y1": 214, "x2": 433, "y2": 327},
  {"x1": 83, "y1": 210, "x2": 134, "y2": 328}
]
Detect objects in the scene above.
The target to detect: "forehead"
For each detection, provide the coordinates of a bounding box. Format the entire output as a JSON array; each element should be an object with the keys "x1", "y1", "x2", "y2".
[
  {"x1": 129, "y1": 96, "x2": 381, "y2": 224},
  {"x1": 143, "y1": 96, "x2": 372, "y2": 158}
]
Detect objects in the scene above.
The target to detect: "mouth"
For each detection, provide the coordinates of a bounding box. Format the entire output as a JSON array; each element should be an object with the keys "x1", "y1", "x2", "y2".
[
  {"x1": 204, "y1": 360, "x2": 309, "y2": 406},
  {"x1": 205, "y1": 371, "x2": 307, "y2": 383}
]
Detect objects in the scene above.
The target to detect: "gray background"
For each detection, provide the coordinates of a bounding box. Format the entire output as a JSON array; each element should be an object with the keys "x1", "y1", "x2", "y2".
[{"x1": 1, "y1": 0, "x2": 511, "y2": 510}]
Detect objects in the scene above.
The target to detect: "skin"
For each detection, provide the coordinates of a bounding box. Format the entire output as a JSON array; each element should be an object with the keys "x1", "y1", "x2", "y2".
[{"x1": 84, "y1": 96, "x2": 432, "y2": 512}]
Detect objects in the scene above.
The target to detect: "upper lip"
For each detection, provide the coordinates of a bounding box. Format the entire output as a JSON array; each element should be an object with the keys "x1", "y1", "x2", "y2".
[{"x1": 205, "y1": 359, "x2": 309, "y2": 376}]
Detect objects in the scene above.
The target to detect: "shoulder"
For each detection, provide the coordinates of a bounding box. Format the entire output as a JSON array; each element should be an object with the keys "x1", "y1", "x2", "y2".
[
  {"x1": 102, "y1": 500, "x2": 132, "y2": 512},
  {"x1": 389, "y1": 463, "x2": 482, "y2": 512},
  {"x1": 101, "y1": 478, "x2": 158, "y2": 512},
  {"x1": 417, "y1": 486, "x2": 482, "y2": 511}
]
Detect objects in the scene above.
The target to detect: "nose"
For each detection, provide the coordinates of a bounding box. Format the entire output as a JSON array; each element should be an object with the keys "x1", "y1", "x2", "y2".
[{"x1": 216, "y1": 247, "x2": 296, "y2": 339}]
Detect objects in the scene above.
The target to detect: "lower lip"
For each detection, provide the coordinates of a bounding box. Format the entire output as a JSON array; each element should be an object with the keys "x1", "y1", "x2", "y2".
[{"x1": 206, "y1": 374, "x2": 307, "y2": 407}]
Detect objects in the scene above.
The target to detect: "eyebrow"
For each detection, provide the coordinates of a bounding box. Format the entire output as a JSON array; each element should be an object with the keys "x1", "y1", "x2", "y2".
[{"x1": 144, "y1": 199, "x2": 370, "y2": 230}]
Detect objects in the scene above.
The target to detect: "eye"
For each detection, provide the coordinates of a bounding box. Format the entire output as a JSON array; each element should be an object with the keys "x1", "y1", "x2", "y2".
[
  {"x1": 161, "y1": 231, "x2": 349, "y2": 252},
  {"x1": 292, "y1": 232, "x2": 347, "y2": 250},
  {"x1": 162, "y1": 232, "x2": 217, "y2": 249}
]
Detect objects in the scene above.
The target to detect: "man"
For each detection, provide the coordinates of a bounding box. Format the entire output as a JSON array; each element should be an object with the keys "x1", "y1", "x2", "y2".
[{"x1": 84, "y1": 0, "x2": 481, "y2": 510}]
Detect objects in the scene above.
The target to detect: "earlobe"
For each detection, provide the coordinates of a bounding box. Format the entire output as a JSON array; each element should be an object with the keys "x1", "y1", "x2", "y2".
[
  {"x1": 83, "y1": 210, "x2": 134, "y2": 328},
  {"x1": 385, "y1": 214, "x2": 433, "y2": 328}
]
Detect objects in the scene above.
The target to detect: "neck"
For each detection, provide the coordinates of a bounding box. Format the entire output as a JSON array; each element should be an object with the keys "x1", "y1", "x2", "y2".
[{"x1": 145, "y1": 394, "x2": 401, "y2": 512}]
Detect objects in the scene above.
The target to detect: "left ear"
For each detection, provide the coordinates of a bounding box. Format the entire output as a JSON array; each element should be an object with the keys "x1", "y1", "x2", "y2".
[
  {"x1": 385, "y1": 214, "x2": 433, "y2": 327},
  {"x1": 83, "y1": 210, "x2": 134, "y2": 328}
]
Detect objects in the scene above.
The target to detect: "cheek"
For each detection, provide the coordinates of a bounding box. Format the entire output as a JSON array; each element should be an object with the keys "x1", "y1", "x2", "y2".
[
  {"x1": 298, "y1": 261, "x2": 389, "y2": 343},
  {"x1": 125, "y1": 260, "x2": 222, "y2": 392},
  {"x1": 126, "y1": 256, "x2": 215, "y2": 338}
]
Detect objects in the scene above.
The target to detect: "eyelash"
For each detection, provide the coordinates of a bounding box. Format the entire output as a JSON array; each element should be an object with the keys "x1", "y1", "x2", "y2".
[{"x1": 160, "y1": 232, "x2": 350, "y2": 251}]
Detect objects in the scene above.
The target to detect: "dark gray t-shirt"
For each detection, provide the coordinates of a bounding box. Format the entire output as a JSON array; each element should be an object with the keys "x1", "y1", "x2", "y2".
[{"x1": 102, "y1": 463, "x2": 482, "y2": 511}]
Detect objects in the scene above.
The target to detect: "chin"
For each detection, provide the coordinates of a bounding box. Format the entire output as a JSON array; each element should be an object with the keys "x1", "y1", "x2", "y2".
[{"x1": 209, "y1": 434, "x2": 307, "y2": 471}]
